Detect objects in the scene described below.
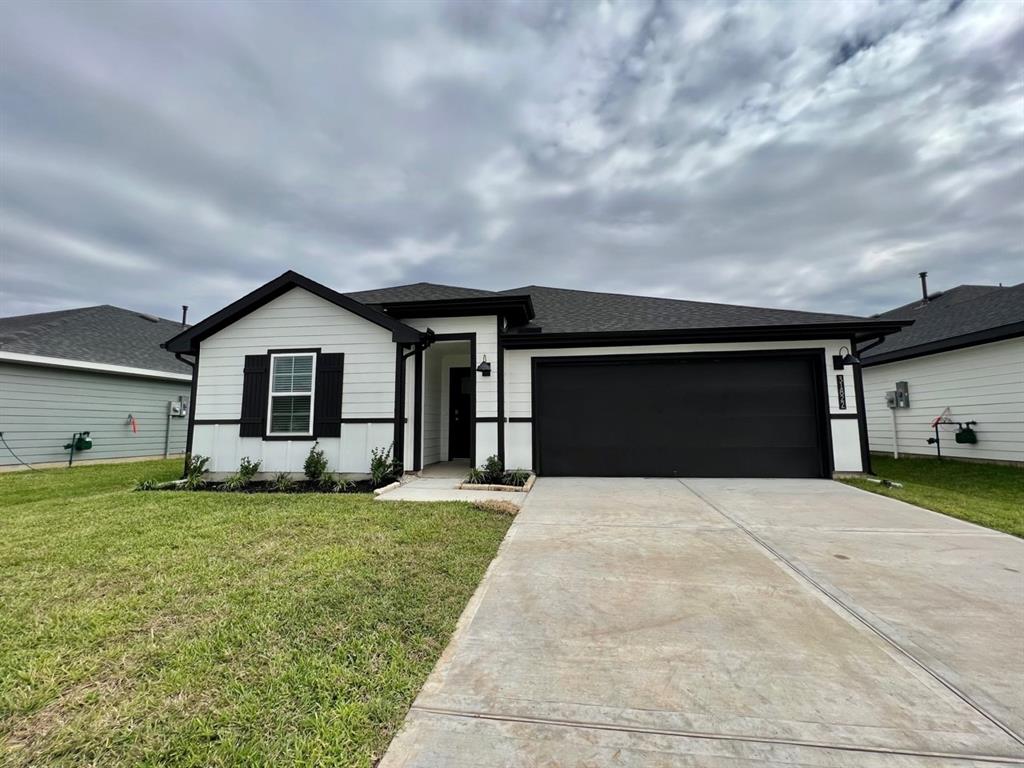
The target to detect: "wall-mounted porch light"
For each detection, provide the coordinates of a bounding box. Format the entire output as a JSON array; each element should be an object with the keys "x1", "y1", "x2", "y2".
[
  {"x1": 832, "y1": 346, "x2": 861, "y2": 370},
  {"x1": 476, "y1": 356, "x2": 492, "y2": 376}
]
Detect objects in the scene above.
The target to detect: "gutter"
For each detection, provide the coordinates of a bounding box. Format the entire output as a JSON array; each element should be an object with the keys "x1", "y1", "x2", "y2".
[{"x1": 0, "y1": 350, "x2": 192, "y2": 382}]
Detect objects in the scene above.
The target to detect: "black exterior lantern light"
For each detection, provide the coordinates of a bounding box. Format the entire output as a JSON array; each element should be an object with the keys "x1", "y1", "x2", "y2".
[
  {"x1": 832, "y1": 346, "x2": 860, "y2": 370},
  {"x1": 476, "y1": 355, "x2": 492, "y2": 376}
]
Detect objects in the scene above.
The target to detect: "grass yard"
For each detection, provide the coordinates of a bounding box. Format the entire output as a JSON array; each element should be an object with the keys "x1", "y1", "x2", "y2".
[
  {"x1": 0, "y1": 459, "x2": 512, "y2": 767},
  {"x1": 842, "y1": 455, "x2": 1023, "y2": 538}
]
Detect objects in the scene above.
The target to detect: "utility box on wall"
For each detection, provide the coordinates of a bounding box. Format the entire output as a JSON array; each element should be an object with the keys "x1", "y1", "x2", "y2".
[{"x1": 887, "y1": 381, "x2": 910, "y2": 409}]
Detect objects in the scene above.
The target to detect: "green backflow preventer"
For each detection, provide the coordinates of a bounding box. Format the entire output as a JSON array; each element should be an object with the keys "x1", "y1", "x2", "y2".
[{"x1": 63, "y1": 431, "x2": 92, "y2": 466}]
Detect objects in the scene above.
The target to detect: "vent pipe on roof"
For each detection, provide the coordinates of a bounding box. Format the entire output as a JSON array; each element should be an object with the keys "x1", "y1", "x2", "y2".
[
  {"x1": 918, "y1": 272, "x2": 929, "y2": 302},
  {"x1": 181, "y1": 305, "x2": 189, "y2": 327}
]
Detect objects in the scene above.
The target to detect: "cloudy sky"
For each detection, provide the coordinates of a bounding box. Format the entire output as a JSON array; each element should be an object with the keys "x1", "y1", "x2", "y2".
[{"x1": 1, "y1": 0, "x2": 1021, "y2": 323}]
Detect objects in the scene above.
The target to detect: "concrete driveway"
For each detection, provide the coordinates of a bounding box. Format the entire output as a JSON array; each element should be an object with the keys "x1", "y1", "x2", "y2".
[{"x1": 381, "y1": 478, "x2": 1024, "y2": 767}]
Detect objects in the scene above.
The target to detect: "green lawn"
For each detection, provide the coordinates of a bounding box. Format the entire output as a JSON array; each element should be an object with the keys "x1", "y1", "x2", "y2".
[
  {"x1": 842, "y1": 455, "x2": 1024, "y2": 538},
  {"x1": 0, "y1": 459, "x2": 512, "y2": 767}
]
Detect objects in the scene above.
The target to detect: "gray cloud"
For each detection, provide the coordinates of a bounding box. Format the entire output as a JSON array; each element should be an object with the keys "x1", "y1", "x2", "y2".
[{"x1": 1, "y1": 0, "x2": 1021, "y2": 323}]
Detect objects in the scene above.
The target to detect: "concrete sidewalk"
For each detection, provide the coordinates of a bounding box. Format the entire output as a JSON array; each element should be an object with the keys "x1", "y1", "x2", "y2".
[
  {"x1": 375, "y1": 460, "x2": 530, "y2": 506},
  {"x1": 380, "y1": 477, "x2": 1024, "y2": 767}
]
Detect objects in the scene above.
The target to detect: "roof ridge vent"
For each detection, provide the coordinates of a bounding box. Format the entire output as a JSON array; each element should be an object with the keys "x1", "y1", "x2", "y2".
[{"x1": 137, "y1": 313, "x2": 160, "y2": 323}]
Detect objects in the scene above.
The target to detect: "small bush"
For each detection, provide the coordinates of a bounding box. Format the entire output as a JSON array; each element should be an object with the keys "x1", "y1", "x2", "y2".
[
  {"x1": 504, "y1": 469, "x2": 531, "y2": 487},
  {"x1": 304, "y1": 442, "x2": 329, "y2": 483},
  {"x1": 324, "y1": 478, "x2": 356, "y2": 493},
  {"x1": 271, "y1": 472, "x2": 295, "y2": 492},
  {"x1": 370, "y1": 444, "x2": 401, "y2": 488},
  {"x1": 224, "y1": 456, "x2": 263, "y2": 491},
  {"x1": 134, "y1": 478, "x2": 158, "y2": 491},
  {"x1": 239, "y1": 456, "x2": 262, "y2": 480},
  {"x1": 183, "y1": 454, "x2": 210, "y2": 491},
  {"x1": 465, "y1": 457, "x2": 530, "y2": 486}
]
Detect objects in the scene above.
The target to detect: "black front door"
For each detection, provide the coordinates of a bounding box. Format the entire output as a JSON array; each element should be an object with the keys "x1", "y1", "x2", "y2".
[{"x1": 448, "y1": 367, "x2": 472, "y2": 459}]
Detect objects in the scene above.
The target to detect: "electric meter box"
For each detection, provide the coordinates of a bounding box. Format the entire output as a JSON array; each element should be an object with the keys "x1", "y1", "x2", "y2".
[
  {"x1": 170, "y1": 397, "x2": 189, "y2": 418},
  {"x1": 895, "y1": 381, "x2": 910, "y2": 408},
  {"x1": 885, "y1": 391, "x2": 898, "y2": 409}
]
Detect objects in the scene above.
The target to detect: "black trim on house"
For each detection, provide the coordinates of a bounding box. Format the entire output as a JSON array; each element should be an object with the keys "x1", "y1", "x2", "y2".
[
  {"x1": 378, "y1": 295, "x2": 534, "y2": 326},
  {"x1": 507, "y1": 417, "x2": 532, "y2": 423},
  {"x1": 394, "y1": 345, "x2": 406, "y2": 467},
  {"x1": 851, "y1": 338, "x2": 873, "y2": 475},
  {"x1": 496, "y1": 316, "x2": 505, "y2": 467},
  {"x1": 828, "y1": 413, "x2": 860, "y2": 420},
  {"x1": 862, "y1": 322, "x2": 1024, "y2": 366},
  {"x1": 178, "y1": 350, "x2": 198, "y2": 477},
  {"x1": 164, "y1": 270, "x2": 423, "y2": 354},
  {"x1": 502, "y1": 321, "x2": 910, "y2": 350},
  {"x1": 476, "y1": 417, "x2": 500, "y2": 423},
  {"x1": 413, "y1": 346, "x2": 423, "y2": 472},
  {"x1": 341, "y1": 417, "x2": 401, "y2": 424},
  {"x1": 193, "y1": 418, "x2": 240, "y2": 425}
]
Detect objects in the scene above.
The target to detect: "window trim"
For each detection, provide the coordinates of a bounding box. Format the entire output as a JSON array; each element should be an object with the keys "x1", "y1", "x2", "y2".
[{"x1": 266, "y1": 351, "x2": 317, "y2": 437}]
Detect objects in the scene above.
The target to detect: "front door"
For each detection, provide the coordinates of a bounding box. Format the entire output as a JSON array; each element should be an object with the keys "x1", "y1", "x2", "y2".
[{"x1": 448, "y1": 367, "x2": 472, "y2": 459}]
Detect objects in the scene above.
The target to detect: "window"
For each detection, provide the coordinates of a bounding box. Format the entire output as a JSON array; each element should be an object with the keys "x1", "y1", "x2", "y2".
[{"x1": 267, "y1": 353, "x2": 315, "y2": 435}]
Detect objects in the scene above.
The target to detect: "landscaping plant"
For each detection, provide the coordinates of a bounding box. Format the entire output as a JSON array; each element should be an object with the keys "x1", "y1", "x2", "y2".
[
  {"x1": 303, "y1": 442, "x2": 329, "y2": 484},
  {"x1": 224, "y1": 456, "x2": 262, "y2": 491},
  {"x1": 465, "y1": 455, "x2": 531, "y2": 487},
  {"x1": 182, "y1": 454, "x2": 210, "y2": 491},
  {"x1": 369, "y1": 443, "x2": 401, "y2": 488}
]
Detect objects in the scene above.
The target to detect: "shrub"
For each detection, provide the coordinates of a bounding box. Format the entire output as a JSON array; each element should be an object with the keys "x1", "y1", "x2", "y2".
[
  {"x1": 271, "y1": 472, "x2": 295, "y2": 492},
  {"x1": 325, "y1": 478, "x2": 356, "y2": 493},
  {"x1": 370, "y1": 444, "x2": 401, "y2": 488},
  {"x1": 183, "y1": 454, "x2": 210, "y2": 491},
  {"x1": 466, "y1": 467, "x2": 486, "y2": 484},
  {"x1": 224, "y1": 456, "x2": 262, "y2": 491},
  {"x1": 467, "y1": 454, "x2": 508, "y2": 485},
  {"x1": 134, "y1": 478, "x2": 158, "y2": 491},
  {"x1": 504, "y1": 469, "x2": 531, "y2": 487},
  {"x1": 304, "y1": 442, "x2": 329, "y2": 483}
]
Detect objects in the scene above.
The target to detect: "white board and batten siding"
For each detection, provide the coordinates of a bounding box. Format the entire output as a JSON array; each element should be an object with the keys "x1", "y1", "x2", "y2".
[
  {"x1": 863, "y1": 336, "x2": 1024, "y2": 463},
  {"x1": 502, "y1": 339, "x2": 865, "y2": 473},
  {"x1": 191, "y1": 287, "x2": 397, "y2": 474},
  {"x1": 404, "y1": 316, "x2": 500, "y2": 463}
]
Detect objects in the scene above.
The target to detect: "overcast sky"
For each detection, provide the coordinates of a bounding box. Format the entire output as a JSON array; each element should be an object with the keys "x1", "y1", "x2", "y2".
[{"x1": 1, "y1": 0, "x2": 1021, "y2": 324}]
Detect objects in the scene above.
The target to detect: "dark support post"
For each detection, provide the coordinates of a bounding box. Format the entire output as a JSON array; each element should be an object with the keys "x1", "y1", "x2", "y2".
[
  {"x1": 850, "y1": 339, "x2": 873, "y2": 475},
  {"x1": 413, "y1": 346, "x2": 423, "y2": 471},
  {"x1": 496, "y1": 317, "x2": 505, "y2": 467}
]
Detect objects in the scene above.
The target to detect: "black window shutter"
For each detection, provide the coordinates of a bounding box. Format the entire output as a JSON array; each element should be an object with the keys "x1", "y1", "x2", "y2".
[
  {"x1": 313, "y1": 353, "x2": 344, "y2": 438},
  {"x1": 240, "y1": 354, "x2": 270, "y2": 437}
]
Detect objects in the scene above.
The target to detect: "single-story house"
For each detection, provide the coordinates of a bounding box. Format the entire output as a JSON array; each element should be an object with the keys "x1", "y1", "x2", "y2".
[
  {"x1": 0, "y1": 305, "x2": 192, "y2": 468},
  {"x1": 862, "y1": 278, "x2": 1024, "y2": 464},
  {"x1": 164, "y1": 271, "x2": 910, "y2": 479}
]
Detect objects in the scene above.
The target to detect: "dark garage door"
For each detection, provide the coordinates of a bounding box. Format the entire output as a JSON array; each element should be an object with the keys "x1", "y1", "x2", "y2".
[{"x1": 533, "y1": 353, "x2": 829, "y2": 478}]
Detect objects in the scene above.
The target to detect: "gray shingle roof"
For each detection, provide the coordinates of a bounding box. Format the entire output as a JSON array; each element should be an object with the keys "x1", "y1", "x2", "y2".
[
  {"x1": 498, "y1": 285, "x2": 868, "y2": 334},
  {"x1": 346, "y1": 282, "x2": 499, "y2": 304},
  {"x1": 0, "y1": 305, "x2": 191, "y2": 375},
  {"x1": 863, "y1": 283, "x2": 1024, "y2": 361}
]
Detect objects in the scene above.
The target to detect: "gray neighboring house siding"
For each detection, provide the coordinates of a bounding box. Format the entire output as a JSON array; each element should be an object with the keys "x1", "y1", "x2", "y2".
[
  {"x1": 0, "y1": 304, "x2": 193, "y2": 467},
  {"x1": 0, "y1": 362, "x2": 189, "y2": 465}
]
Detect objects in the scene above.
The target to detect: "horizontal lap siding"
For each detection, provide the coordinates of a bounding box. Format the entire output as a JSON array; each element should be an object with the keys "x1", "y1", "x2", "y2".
[
  {"x1": 196, "y1": 287, "x2": 396, "y2": 421},
  {"x1": 0, "y1": 363, "x2": 189, "y2": 465},
  {"x1": 504, "y1": 340, "x2": 857, "y2": 418},
  {"x1": 863, "y1": 337, "x2": 1024, "y2": 462},
  {"x1": 193, "y1": 287, "x2": 397, "y2": 474}
]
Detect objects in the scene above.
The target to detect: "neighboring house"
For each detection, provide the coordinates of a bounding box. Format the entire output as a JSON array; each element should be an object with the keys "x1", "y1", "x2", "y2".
[
  {"x1": 164, "y1": 271, "x2": 908, "y2": 480},
  {"x1": 862, "y1": 281, "x2": 1024, "y2": 464},
  {"x1": 0, "y1": 305, "x2": 192, "y2": 468}
]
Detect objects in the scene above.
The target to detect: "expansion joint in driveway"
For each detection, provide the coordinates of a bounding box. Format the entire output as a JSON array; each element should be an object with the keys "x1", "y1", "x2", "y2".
[
  {"x1": 409, "y1": 705, "x2": 1024, "y2": 765},
  {"x1": 677, "y1": 479, "x2": 1024, "y2": 751}
]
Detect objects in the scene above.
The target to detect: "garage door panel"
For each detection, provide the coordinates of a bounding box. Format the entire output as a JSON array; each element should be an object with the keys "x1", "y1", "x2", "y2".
[{"x1": 534, "y1": 355, "x2": 827, "y2": 478}]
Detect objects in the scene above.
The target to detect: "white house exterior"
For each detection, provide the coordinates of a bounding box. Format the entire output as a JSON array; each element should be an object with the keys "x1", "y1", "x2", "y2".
[
  {"x1": 862, "y1": 283, "x2": 1024, "y2": 464},
  {"x1": 166, "y1": 271, "x2": 910, "y2": 480}
]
